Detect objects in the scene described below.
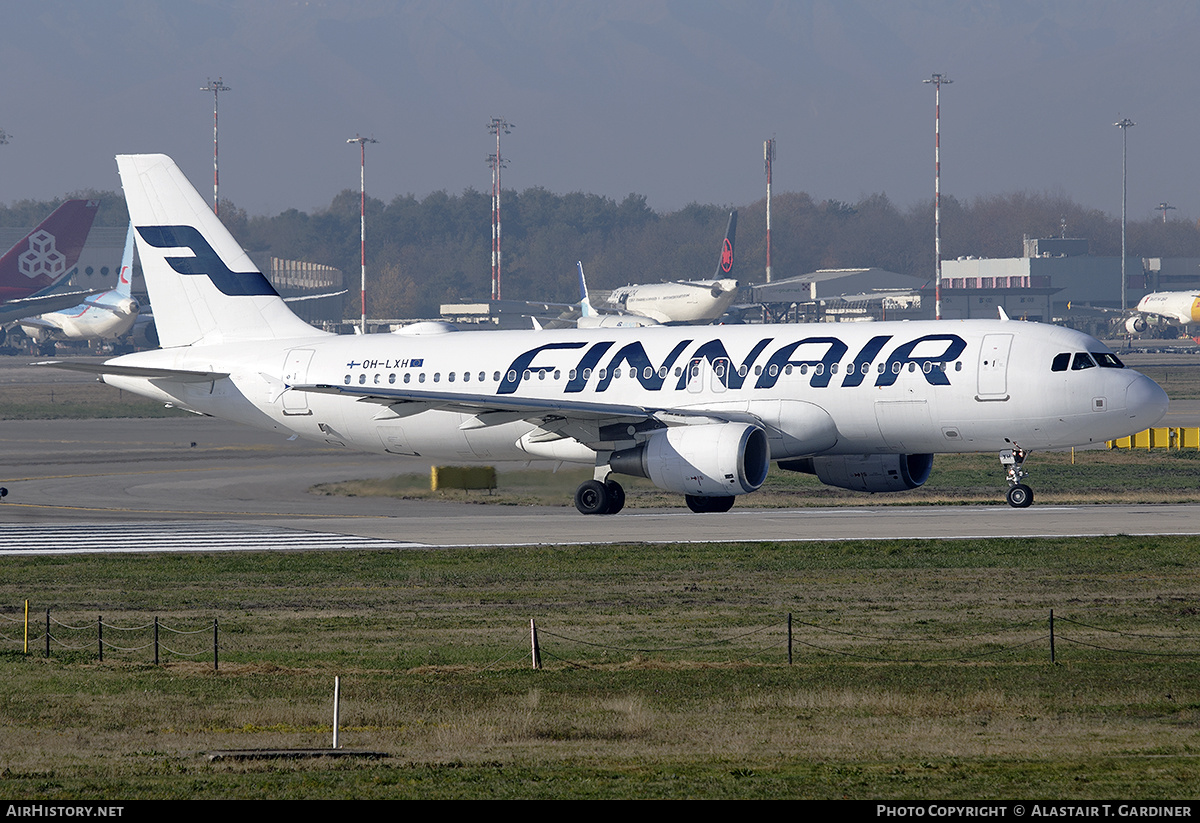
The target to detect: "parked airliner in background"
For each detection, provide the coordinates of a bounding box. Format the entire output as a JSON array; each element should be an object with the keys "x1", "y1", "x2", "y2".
[
  {"x1": 44, "y1": 155, "x2": 1169, "y2": 515},
  {"x1": 20, "y1": 223, "x2": 140, "y2": 350},
  {"x1": 575, "y1": 262, "x2": 659, "y2": 328},
  {"x1": 1124, "y1": 290, "x2": 1200, "y2": 334},
  {"x1": 603, "y1": 210, "x2": 739, "y2": 324},
  {"x1": 0, "y1": 200, "x2": 99, "y2": 337}
]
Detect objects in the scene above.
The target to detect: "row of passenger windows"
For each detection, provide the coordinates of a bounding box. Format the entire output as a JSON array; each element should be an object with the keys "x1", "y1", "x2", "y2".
[
  {"x1": 343, "y1": 360, "x2": 967, "y2": 386},
  {"x1": 1050, "y1": 352, "x2": 1125, "y2": 372}
]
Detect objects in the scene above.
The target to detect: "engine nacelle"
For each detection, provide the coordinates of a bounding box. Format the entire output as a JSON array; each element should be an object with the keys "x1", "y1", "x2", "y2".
[
  {"x1": 610, "y1": 422, "x2": 770, "y2": 497},
  {"x1": 779, "y1": 453, "x2": 934, "y2": 493},
  {"x1": 1125, "y1": 316, "x2": 1148, "y2": 334},
  {"x1": 128, "y1": 319, "x2": 158, "y2": 349}
]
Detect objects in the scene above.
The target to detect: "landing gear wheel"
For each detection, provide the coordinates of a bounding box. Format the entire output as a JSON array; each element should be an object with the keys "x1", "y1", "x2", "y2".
[
  {"x1": 604, "y1": 480, "x2": 625, "y2": 515},
  {"x1": 574, "y1": 479, "x2": 611, "y2": 515},
  {"x1": 1006, "y1": 483, "x2": 1033, "y2": 508},
  {"x1": 685, "y1": 494, "x2": 736, "y2": 513}
]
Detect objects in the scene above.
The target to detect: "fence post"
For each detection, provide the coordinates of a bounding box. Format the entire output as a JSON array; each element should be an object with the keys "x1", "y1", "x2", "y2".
[
  {"x1": 213, "y1": 618, "x2": 218, "y2": 671},
  {"x1": 1049, "y1": 609, "x2": 1055, "y2": 664},
  {"x1": 530, "y1": 618, "x2": 542, "y2": 670},
  {"x1": 45, "y1": 609, "x2": 50, "y2": 659},
  {"x1": 154, "y1": 617, "x2": 159, "y2": 666},
  {"x1": 788, "y1": 613, "x2": 793, "y2": 665},
  {"x1": 98, "y1": 615, "x2": 103, "y2": 663}
]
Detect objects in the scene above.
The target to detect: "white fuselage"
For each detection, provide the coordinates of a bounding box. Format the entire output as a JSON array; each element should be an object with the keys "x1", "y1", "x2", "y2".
[
  {"x1": 608, "y1": 278, "x2": 738, "y2": 324},
  {"x1": 20, "y1": 294, "x2": 139, "y2": 343},
  {"x1": 99, "y1": 319, "x2": 1167, "y2": 466},
  {"x1": 1135, "y1": 291, "x2": 1200, "y2": 325}
]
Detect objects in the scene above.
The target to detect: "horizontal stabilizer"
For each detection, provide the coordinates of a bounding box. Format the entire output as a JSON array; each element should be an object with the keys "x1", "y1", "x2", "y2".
[{"x1": 36, "y1": 360, "x2": 228, "y2": 383}]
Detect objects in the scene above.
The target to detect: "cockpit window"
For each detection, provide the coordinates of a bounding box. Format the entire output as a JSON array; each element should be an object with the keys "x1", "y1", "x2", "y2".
[
  {"x1": 1071, "y1": 353, "x2": 1097, "y2": 370},
  {"x1": 1092, "y1": 352, "x2": 1124, "y2": 368},
  {"x1": 1051, "y1": 353, "x2": 1070, "y2": 372}
]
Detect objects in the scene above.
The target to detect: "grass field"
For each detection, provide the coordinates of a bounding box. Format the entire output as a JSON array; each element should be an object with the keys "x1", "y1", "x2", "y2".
[
  {"x1": 0, "y1": 381, "x2": 189, "y2": 420},
  {"x1": 1, "y1": 537, "x2": 1199, "y2": 799}
]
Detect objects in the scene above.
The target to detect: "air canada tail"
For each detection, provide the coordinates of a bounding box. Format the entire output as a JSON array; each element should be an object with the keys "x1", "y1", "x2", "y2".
[
  {"x1": 0, "y1": 199, "x2": 98, "y2": 302},
  {"x1": 116, "y1": 154, "x2": 324, "y2": 348},
  {"x1": 713, "y1": 210, "x2": 736, "y2": 280}
]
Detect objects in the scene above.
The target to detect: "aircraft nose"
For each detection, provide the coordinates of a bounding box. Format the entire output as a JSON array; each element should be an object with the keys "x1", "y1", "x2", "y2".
[{"x1": 1125, "y1": 372, "x2": 1169, "y2": 428}]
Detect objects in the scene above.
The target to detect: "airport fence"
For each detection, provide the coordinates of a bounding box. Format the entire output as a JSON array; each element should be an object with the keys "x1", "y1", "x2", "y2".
[
  {"x1": 0, "y1": 604, "x2": 219, "y2": 669},
  {"x1": 510, "y1": 611, "x2": 1200, "y2": 670},
  {"x1": 2, "y1": 607, "x2": 1198, "y2": 671}
]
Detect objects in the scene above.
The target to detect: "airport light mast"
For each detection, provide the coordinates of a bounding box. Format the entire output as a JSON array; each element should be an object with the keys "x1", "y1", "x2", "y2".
[
  {"x1": 347, "y1": 135, "x2": 377, "y2": 335},
  {"x1": 1115, "y1": 117, "x2": 1135, "y2": 312},
  {"x1": 764, "y1": 138, "x2": 775, "y2": 284},
  {"x1": 487, "y1": 117, "x2": 513, "y2": 302},
  {"x1": 924, "y1": 73, "x2": 952, "y2": 320},
  {"x1": 200, "y1": 78, "x2": 230, "y2": 216},
  {"x1": 1157, "y1": 202, "x2": 1175, "y2": 224}
]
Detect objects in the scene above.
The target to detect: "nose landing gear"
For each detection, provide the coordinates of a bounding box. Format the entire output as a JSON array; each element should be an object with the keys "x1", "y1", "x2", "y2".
[{"x1": 1000, "y1": 445, "x2": 1033, "y2": 508}]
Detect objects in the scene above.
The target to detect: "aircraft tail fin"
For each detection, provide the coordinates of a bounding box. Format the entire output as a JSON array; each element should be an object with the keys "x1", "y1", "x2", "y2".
[
  {"x1": 114, "y1": 222, "x2": 135, "y2": 299},
  {"x1": 578, "y1": 261, "x2": 596, "y2": 318},
  {"x1": 713, "y1": 210, "x2": 736, "y2": 280},
  {"x1": 116, "y1": 154, "x2": 324, "y2": 348},
  {"x1": 0, "y1": 200, "x2": 99, "y2": 301}
]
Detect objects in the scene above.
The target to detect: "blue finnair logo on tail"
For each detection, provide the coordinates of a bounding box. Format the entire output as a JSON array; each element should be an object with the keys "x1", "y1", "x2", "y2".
[{"x1": 136, "y1": 225, "x2": 278, "y2": 297}]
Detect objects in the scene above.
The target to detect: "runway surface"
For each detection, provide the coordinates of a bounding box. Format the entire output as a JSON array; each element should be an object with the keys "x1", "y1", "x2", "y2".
[{"x1": 2, "y1": 416, "x2": 1199, "y2": 553}]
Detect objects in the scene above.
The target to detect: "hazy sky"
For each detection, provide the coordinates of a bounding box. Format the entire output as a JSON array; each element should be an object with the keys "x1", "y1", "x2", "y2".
[{"x1": 2, "y1": 1, "x2": 1198, "y2": 222}]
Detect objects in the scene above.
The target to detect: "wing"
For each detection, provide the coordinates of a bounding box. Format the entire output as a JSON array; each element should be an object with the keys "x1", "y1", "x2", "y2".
[
  {"x1": 293, "y1": 382, "x2": 753, "y2": 450},
  {"x1": 0, "y1": 290, "x2": 102, "y2": 326}
]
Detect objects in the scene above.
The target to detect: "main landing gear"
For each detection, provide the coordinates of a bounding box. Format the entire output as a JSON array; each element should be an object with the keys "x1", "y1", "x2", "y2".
[
  {"x1": 574, "y1": 478, "x2": 626, "y2": 515},
  {"x1": 1000, "y1": 444, "x2": 1034, "y2": 508}
]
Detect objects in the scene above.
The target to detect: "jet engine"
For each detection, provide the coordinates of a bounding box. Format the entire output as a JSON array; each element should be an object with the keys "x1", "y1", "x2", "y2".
[
  {"x1": 779, "y1": 453, "x2": 934, "y2": 493},
  {"x1": 610, "y1": 422, "x2": 770, "y2": 497},
  {"x1": 129, "y1": 319, "x2": 158, "y2": 349},
  {"x1": 1125, "y1": 316, "x2": 1148, "y2": 334}
]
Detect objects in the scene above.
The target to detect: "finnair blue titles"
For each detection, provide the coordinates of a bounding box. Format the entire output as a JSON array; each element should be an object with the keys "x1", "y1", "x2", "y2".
[{"x1": 45, "y1": 155, "x2": 1169, "y2": 514}]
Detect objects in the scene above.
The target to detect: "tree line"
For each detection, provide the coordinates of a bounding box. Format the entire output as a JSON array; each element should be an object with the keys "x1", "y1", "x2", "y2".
[{"x1": 5, "y1": 187, "x2": 1200, "y2": 319}]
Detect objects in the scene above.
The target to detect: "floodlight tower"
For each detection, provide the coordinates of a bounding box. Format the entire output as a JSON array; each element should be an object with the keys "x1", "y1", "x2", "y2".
[
  {"x1": 764, "y1": 138, "x2": 776, "y2": 284},
  {"x1": 1157, "y1": 202, "x2": 1176, "y2": 224},
  {"x1": 1115, "y1": 117, "x2": 1135, "y2": 312},
  {"x1": 201, "y1": 78, "x2": 231, "y2": 216},
  {"x1": 347, "y1": 135, "x2": 378, "y2": 335},
  {"x1": 924, "y1": 73, "x2": 952, "y2": 320},
  {"x1": 487, "y1": 117, "x2": 513, "y2": 301}
]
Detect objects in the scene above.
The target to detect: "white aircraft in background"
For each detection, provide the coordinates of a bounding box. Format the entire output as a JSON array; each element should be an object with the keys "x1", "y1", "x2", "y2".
[
  {"x1": 604, "y1": 210, "x2": 739, "y2": 324},
  {"x1": 45, "y1": 155, "x2": 1168, "y2": 515},
  {"x1": 1124, "y1": 290, "x2": 1200, "y2": 335},
  {"x1": 20, "y1": 223, "x2": 140, "y2": 349},
  {"x1": 575, "y1": 262, "x2": 659, "y2": 328}
]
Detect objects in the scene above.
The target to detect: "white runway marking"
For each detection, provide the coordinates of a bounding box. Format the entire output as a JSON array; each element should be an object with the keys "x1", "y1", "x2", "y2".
[{"x1": 0, "y1": 523, "x2": 428, "y2": 555}]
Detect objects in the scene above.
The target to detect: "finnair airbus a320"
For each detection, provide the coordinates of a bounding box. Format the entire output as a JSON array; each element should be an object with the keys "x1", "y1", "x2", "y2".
[{"x1": 46, "y1": 155, "x2": 1168, "y2": 514}]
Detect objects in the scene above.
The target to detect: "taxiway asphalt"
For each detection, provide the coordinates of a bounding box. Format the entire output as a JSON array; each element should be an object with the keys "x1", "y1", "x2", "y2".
[{"x1": 2, "y1": 416, "x2": 1198, "y2": 552}]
